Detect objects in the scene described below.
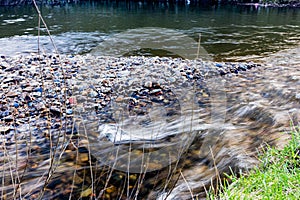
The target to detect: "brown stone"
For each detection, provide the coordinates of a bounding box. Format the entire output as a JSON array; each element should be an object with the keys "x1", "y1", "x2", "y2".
[
  {"x1": 6, "y1": 91, "x2": 17, "y2": 97},
  {"x1": 115, "y1": 96, "x2": 124, "y2": 102}
]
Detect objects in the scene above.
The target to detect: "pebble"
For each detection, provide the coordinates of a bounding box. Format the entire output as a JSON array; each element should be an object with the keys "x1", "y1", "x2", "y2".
[
  {"x1": 32, "y1": 91, "x2": 42, "y2": 97},
  {"x1": 0, "y1": 126, "x2": 11, "y2": 134},
  {"x1": 6, "y1": 91, "x2": 18, "y2": 97},
  {"x1": 23, "y1": 86, "x2": 33, "y2": 92},
  {"x1": 115, "y1": 96, "x2": 124, "y2": 102},
  {"x1": 13, "y1": 102, "x2": 19, "y2": 108},
  {"x1": 69, "y1": 97, "x2": 77, "y2": 105},
  {"x1": 35, "y1": 87, "x2": 43, "y2": 93},
  {"x1": 0, "y1": 53, "x2": 262, "y2": 200},
  {"x1": 0, "y1": 55, "x2": 260, "y2": 130},
  {"x1": 66, "y1": 109, "x2": 73, "y2": 115}
]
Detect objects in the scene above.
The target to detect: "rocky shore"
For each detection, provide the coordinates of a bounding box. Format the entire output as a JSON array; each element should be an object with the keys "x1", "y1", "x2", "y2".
[
  {"x1": 1, "y1": 51, "x2": 299, "y2": 199},
  {"x1": 0, "y1": 54, "x2": 258, "y2": 136}
]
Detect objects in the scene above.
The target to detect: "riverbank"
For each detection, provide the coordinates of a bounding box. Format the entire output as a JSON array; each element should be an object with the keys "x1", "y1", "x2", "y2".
[
  {"x1": 214, "y1": 126, "x2": 300, "y2": 199},
  {"x1": 1, "y1": 47, "x2": 299, "y2": 199},
  {"x1": 0, "y1": 54, "x2": 263, "y2": 199},
  {"x1": 209, "y1": 46, "x2": 300, "y2": 199}
]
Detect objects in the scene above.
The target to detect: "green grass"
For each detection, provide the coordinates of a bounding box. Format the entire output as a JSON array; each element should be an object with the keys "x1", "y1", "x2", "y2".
[{"x1": 211, "y1": 126, "x2": 300, "y2": 200}]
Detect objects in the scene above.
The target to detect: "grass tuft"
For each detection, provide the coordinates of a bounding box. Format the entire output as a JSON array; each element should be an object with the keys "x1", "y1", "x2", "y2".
[{"x1": 211, "y1": 126, "x2": 300, "y2": 200}]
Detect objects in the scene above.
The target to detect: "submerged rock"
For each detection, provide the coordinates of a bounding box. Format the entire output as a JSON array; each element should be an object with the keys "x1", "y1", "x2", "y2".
[
  {"x1": 0, "y1": 51, "x2": 298, "y2": 200},
  {"x1": 0, "y1": 126, "x2": 11, "y2": 134}
]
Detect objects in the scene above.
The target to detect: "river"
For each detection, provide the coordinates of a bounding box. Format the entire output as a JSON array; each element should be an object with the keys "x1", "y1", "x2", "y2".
[
  {"x1": 0, "y1": 1, "x2": 299, "y2": 200},
  {"x1": 0, "y1": 1, "x2": 299, "y2": 61}
]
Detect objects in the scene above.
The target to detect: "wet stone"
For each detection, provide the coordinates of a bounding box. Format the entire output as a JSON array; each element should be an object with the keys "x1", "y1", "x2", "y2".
[
  {"x1": 6, "y1": 91, "x2": 18, "y2": 97},
  {"x1": 0, "y1": 126, "x2": 11, "y2": 134},
  {"x1": 115, "y1": 96, "x2": 124, "y2": 102},
  {"x1": 13, "y1": 102, "x2": 19, "y2": 108},
  {"x1": 0, "y1": 53, "x2": 269, "y2": 200},
  {"x1": 3, "y1": 115, "x2": 14, "y2": 122},
  {"x1": 66, "y1": 109, "x2": 73, "y2": 115},
  {"x1": 3, "y1": 77, "x2": 15, "y2": 83},
  {"x1": 32, "y1": 92, "x2": 42, "y2": 97},
  {"x1": 50, "y1": 107, "x2": 61, "y2": 116},
  {"x1": 23, "y1": 86, "x2": 33, "y2": 92}
]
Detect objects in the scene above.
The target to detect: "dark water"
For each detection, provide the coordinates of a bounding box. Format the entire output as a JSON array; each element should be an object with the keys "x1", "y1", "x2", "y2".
[{"x1": 0, "y1": 1, "x2": 300, "y2": 61}]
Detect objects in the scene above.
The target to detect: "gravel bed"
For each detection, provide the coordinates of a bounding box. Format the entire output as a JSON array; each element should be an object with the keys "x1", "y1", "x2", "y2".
[{"x1": 0, "y1": 54, "x2": 265, "y2": 199}]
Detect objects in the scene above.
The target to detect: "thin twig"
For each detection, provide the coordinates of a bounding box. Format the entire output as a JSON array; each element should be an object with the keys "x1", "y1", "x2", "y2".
[
  {"x1": 196, "y1": 33, "x2": 201, "y2": 59},
  {"x1": 32, "y1": 0, "x2": 58, "y2": 54},
  {"x1": 209, "y1": 146, "x2": 221, "y2": 196},
  {"x1": 180, "y1": 170, "x2": 194, "y2": 200}
]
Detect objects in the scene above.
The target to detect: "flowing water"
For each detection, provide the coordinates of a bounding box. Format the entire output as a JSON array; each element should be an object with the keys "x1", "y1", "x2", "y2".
[
  {"x1": 0, "y1": 1, "x2": 300, "y2": 61},
  {"x1": 0, "y1": 1, "x2": 300, "y2": 200}
]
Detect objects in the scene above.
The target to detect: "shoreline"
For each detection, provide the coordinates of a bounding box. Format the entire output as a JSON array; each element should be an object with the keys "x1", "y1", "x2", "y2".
[
  {"x1": 0, "y1": 49, "x2": 299, "y2": 199},
  {"x1": 0, "y1": 54, "x2": 264, "y2": 199}
]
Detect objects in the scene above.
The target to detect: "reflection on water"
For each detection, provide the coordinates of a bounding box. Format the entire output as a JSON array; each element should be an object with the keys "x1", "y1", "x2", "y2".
[
  {"x1": 90, "y1": 27, "x2": 211, "y2": 60},
  {"x1": 0, "y1": 32, "x2": 106, "y2": 55},
  {"x1": 0, "y1": 1, "x2": 299, "y2": 61}
]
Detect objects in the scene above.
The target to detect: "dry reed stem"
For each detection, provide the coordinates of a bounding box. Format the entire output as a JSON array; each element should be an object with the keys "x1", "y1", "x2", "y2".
[{"x1": 180, "y1": 170, "x2": 194, "y2": 200}]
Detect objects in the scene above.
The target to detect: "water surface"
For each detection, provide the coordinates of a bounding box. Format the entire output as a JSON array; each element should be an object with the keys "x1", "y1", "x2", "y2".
[{"x1": 0, "y1": 1, "x2": 299, "y2": 61}]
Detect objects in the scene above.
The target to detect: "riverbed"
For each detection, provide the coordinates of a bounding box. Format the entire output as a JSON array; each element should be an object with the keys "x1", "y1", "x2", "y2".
[{"x1": 0, "y1": 1, "x2": 299, "y2": 200}]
